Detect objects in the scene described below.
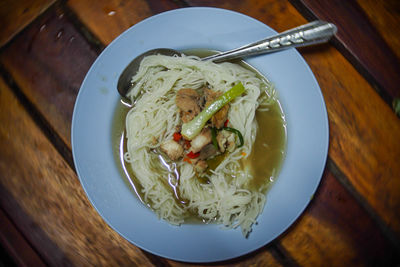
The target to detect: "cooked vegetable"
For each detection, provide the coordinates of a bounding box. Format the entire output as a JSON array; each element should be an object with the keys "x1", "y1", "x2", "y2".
[
  {"x1": 211, "y1": 127, "x2": 218, "y2": 149},
  {"x1": 173, "y1": 132, "x2": 182, "y2": 142},
  {"x1": 204, "y1": 89, "x2": 229, "y2": 129},
  {"x1": 223, "y1": 127, "x2": 244, "y2": 147},
  {"x1": 183, "y1": 157, "x2": 192, "y2": 164},
  {"x1": 181, "y1": 82, "x2": 245, "y2": 140},
  {"x1": 224, "y1": 119, "x2": 229, "y2": 127},
  {"x1": 187, "y1": 151, "x2": 200, "y2": 159}
]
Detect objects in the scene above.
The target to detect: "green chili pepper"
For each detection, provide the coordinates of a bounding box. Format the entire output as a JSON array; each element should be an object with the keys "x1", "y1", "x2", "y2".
[
  {"x1": 223, "y1": 127, "x2": 244, "y2": 147},
  {"x1": 211, "y1": 127, "x2": 218, "y2": 149}
]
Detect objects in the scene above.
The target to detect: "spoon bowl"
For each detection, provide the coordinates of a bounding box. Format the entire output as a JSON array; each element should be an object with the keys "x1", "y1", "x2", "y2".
[{"x1": 117, "y1": 48, "x2": 181, "y2": 98}]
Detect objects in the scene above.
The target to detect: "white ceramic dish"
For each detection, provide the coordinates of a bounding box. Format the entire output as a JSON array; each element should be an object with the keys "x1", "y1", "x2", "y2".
[{"x1": 72, "y1": 7, "x2": 329, "y2": 262}]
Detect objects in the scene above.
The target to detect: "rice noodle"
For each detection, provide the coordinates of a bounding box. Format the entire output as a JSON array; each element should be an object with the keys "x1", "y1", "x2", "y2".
[{"x1": 124, "y1": 54, "x2": 275, "y2": 236}]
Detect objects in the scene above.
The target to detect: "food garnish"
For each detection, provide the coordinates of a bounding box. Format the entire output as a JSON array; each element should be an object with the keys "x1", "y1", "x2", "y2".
[{"x1": 181, "y1": 82, "x2": 245, "y2": 140}]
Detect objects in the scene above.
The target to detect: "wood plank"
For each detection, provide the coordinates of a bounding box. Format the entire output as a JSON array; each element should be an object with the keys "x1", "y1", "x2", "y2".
[
  {"x1": 185, "y1": 0, "x2": 308, "y2": 32},
  {"x1": 0, "y1": 0, "x2": 55, "y2": 47},
  {"x1": 0, "y1": 77, "x2": 155, "y2": 266},
  {"x1": 67, "y1": 0, "x2": 180, "y2": 46},
  {"x1": 280, "y1": 171, "x2": 399, "y2": 266},
  {"x1": 2, "y1": 0, "x2": 399, "y2": 265},
  {"x1": 306, "y1": 44, "x2": 400, "y2": 238},
  {"x1": 0, "y1": 208, "x2": 46, "y2": 266},
  {"x1": 0, "y1": 4, "x2": 98, "y2": 149},
  {"x1": 357, "y1": 0, "x2": 400, "y2": 60},
  {"x1": 290, "y1": 0, "x2": 400, "y2": 101},
  {"x1": 167, "y1": 247, "x2": 283, "y2": 267}
]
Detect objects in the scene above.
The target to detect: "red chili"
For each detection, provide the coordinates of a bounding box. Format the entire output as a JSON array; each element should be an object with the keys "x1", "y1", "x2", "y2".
[
  {"x1": 173, "y1": 132, "x2": 182, "y2": 142},
  {"x1": 183, "y1": 157, "x2": 192, "y2": 164},
  {"x1": 224, "y1": 119, "x2": 229, "y2": 127},
  {"x1": 187, "y1": 151, "x2": 200, "y2": 159},
  {"x1": 184, "y1": 140, "x2": 191, "y2": 149}
]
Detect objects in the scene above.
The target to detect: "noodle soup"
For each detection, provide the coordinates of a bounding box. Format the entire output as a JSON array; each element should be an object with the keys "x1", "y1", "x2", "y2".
[{"x1": 112, "y1": 51, "x2": 286, "y2": 236}]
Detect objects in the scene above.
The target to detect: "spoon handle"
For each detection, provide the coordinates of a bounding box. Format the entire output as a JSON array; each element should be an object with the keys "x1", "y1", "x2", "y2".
[{"x1": 202, "y1": 20, "x2": 337, "y2": 62}]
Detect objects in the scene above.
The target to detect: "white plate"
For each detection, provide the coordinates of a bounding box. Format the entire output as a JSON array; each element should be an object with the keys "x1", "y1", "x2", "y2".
[{"x1": 72, "y1": 7, "x2": 328, "y2": 262}]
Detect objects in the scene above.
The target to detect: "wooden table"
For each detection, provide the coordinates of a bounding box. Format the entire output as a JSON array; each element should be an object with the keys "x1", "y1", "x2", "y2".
[{"x1": 1, "y1": 0, "x2": 399, "y2": 266}]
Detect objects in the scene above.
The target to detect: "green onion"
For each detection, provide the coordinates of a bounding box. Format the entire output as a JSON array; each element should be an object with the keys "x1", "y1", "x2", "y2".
[
  {"x1": 181, "y1": 82, "x2": 245, "y2": 140},
  {"x1": 223, "y1": 127, "x2": 244, "y2": 147}
]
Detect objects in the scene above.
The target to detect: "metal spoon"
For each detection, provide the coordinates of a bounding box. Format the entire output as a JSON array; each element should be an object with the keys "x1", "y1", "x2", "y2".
[{"x1": 117, "y1": 20, "x2": 337, "y2": 98}]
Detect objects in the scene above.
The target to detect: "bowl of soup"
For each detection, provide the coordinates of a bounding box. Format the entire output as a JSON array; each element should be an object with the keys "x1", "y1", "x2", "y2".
[{"x1": 72, "y1": 7, "x2": 328, "y2": 262}]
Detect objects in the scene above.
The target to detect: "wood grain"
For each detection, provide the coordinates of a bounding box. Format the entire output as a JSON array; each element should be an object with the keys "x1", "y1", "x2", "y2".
[
  {"x1": 67, "y1": 0, "x2": 178, "y2": 45},
  {"x1": 0, "y1": 0, "x2": 55, "y2": 47},
  {"x1": 185, "y1": 0, "x2": 308, "y2": 32},
  {"x1": 169, "y1": 245, "x2": 284, "y2": 267},
  {"x1": 0, "y1": 208, "x2": 46, "y2": 266},
  {"x1": 357, "y1": 0, "x2": 400, "y2": 60},
  {"x1": 1, "y1": 0, "x2": 399, "y2": 265},
  {"x1": 290, "y1": 0, "x2": 400, "y2": 101},
  {"x1": 307, "y1": 45, "x2": 400, "y2": 237},
  {"x1": 168, "y1": 249, "x2": 283, "y2": 267},
  {"x1": 0, "y1": 5, "x2": 98, "y2": 149},
  {"x1": 281, "y1": 170, "x2": 399, "y2": 266},
  {"x1": 186, "y1": 0, "x2": 400, "y2": 237},
  {"x1": 0, "y1": 77, "x2": 155, "y2": 266}
]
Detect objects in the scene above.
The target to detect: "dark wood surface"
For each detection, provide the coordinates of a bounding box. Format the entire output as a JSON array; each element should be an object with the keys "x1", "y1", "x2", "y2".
[
  {"x1": 0, "y1": 0, "x2": 399, "y2": 266},
  {"x1": 291, "y1": 0, "x2": 400, "y2": 101}
]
